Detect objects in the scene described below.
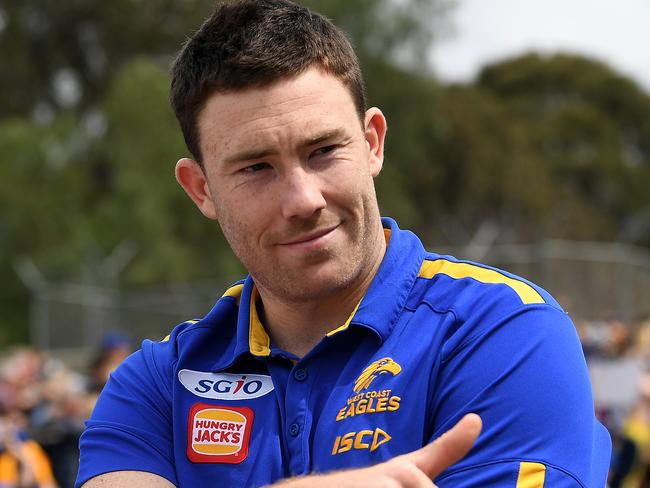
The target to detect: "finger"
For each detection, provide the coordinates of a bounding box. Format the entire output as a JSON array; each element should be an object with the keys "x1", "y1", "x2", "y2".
[{"x1": 409, "y1": 413, "x2": 482, "y2": 479}]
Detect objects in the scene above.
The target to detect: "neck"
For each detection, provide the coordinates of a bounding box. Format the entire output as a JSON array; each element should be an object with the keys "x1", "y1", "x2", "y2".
[{"x1": 256, "y1": 226, "x2": 387, "y2": 358}]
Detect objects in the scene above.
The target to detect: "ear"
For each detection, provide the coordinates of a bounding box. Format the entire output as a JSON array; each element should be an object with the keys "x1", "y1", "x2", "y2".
[
  {"x1": 175, "y1": 158, "x2": 218, "y2": 220},
  {"x1": 364, "y1": 107, "x2": 387, "y2": 177}
]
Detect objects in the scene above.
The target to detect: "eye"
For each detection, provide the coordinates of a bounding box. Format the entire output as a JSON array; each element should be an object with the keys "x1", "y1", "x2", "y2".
[
  {"x1": 242, "y1": 162, "x2": 270, "y2": 173},
  {"x1": 311, "y1": 145, "x2": 338, "y2": 157}
]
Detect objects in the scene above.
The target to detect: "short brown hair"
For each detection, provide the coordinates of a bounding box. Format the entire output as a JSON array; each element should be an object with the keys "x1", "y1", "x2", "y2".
[{"x1": 170, "y1": 0, "x2": 367, "y2": 164}]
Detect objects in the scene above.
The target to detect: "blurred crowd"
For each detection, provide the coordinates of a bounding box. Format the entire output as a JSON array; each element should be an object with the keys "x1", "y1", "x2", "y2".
[
  {"x1": 0, "y1": 317, "x2": 650, "y2": 486},
  {"x1": 0, "y1": 333, "x2": 131, "y2": 487},
  {"x1": 579, "y1": 314, "x2": 650, "y2": 487}
]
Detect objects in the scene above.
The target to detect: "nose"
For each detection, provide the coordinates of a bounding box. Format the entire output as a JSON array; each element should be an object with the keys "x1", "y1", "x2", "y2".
[{"x1": 281, "y1": 168, "x2": 327, "y2": 220}]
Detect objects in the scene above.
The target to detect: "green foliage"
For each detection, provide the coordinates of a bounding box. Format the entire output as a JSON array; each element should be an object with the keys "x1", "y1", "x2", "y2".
[
  {"x1": 0, "y1": 0, "x2": 214, "y2": 116},
  {"x1": 300, "y1": 0, "x2": 455, "y2": 70},
  {"x1": 423, "y1": 84, "x2": 554, "y2": 244},
  {"x1": 365, "y1": 57, "x2": 443, "y2": 231},
  {"x1": 99, "y1": 59, "x2": 242, "y2": 284},
  {"x1": 477, "y1": 53, "x2": 650, "y2": 242}
]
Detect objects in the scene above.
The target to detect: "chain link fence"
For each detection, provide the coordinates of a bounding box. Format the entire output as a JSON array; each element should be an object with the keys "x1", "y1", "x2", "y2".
[
  {"x1": 476, "y1": 240, "x2": 650, "y2": 323},
  {"x1": 20, "y1": 278, "x2": 232, "y2": 367}
]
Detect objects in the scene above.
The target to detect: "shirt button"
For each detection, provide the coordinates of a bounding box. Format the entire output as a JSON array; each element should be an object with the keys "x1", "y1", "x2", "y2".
[
  {"x1": 289, "y1": 423, "x2": 301, "y2": 437},
  {"x1": 293, "y1": 368, "x2": 308, "y2": 381}
]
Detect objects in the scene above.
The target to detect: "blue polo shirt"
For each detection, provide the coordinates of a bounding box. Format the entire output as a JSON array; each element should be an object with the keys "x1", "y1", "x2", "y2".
[{"x1": 76, "y1": 217, "x2": 610, "y2": 487}]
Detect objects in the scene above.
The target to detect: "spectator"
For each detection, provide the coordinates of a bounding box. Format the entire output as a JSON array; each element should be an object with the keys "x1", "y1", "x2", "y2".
[
  {"x1": 88, "y1": 331, "x2": 132, "y2": 393},
  {"x1": 0, "y1": 408, "x2": 57, "y2": 488},
  {"x1": 0, "y1": 338, "x2": 129, "y2": 487},
  {"x1": 609, "y1": 369, "x2": 650, "y2": 487}
]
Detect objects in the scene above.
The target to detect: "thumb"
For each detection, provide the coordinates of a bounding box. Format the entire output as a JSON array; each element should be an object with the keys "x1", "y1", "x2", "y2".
[{"x1": 408, "y1": 413, "x2": 482, "y2": 479}]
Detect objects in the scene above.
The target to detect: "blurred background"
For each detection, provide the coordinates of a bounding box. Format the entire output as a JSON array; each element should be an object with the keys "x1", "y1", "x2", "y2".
[{"x1": 0, "y1": 0, "x2": 649, "y2": 486}]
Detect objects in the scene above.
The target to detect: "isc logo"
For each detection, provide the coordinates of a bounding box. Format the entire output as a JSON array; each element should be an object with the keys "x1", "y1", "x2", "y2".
[
  {"x1": 178, "y1": 369, "x2": 274, "y2": 400},
  {"x1": 331, "y1": 428, "x2": 391, "y2": 455}
]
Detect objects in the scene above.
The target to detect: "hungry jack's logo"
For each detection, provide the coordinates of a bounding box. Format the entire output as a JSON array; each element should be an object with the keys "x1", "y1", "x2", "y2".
[
  {"x1": 187, "y1": 404, "x2": 253, "y2": 464},
  {"x1": 353, "y1": 358, "x2": 402, "y2": 392}
]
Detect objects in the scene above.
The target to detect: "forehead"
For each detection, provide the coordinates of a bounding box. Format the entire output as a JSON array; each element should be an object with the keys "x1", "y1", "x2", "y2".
[{"x1": 196, "y1": 68, "x2": 360, "y2": 160}]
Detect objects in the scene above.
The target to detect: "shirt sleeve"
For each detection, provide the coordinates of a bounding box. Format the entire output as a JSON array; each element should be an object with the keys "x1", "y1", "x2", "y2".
[
  {"x1": 429, "y1": 306, "x2": 611, "y2": 487},
  {"x1": 75, "y1": 339, "x2": 178, "y2": 488}
]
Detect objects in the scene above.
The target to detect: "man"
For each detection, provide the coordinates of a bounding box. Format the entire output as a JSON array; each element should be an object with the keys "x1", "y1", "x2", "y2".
[{"x1": 75, "y1": 1, "x2": 611, "y2": 486}]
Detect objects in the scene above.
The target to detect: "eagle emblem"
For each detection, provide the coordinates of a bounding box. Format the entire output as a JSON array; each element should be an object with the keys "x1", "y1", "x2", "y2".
[{"x1": 353, "y1": 357, "x2": 402, "y2": 393}]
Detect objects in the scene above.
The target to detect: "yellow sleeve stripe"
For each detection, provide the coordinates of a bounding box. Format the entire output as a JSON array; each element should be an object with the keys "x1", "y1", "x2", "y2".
[
  {"x1": 160, "y1": 319, "x2": 200, "y2": 342},
  {"x1": 516, "y1": 462, "x2": 546, "y2": 488},
  {"x1": 222, "y1": 283, "x2": 244, "y2": 302},
  {"x1": 418, "y1": 259, "x2": 545, "y2": 305}
]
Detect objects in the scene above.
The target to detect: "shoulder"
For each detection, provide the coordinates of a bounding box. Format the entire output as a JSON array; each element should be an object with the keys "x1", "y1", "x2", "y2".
[
  {"x1": 151, "y1": 280, "x2": 245, "y2": 359},
  {"x1": 412, "y1": 256, "x2": 611, "y2": 485},
  {"x1": 404, "y1": 253, "x2": 575, "y2": 363},
  {"x1": 78, "y1": 281, "x2": 247, "y2": 488},
  {"x1": 409, "y1": 252, "x2": 563, "y2": 322},
  {"x1": 115, "y1": 280, "x2": 246, "y2": 396}
]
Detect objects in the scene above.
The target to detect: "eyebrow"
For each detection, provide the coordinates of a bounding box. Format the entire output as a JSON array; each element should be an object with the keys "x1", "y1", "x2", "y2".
[
  {"x1": 223, "y1": 128, "x2": 346, "y2": 165},
  {"x1": 304, "y1": 128, "x2": 345, "y2": 147}
]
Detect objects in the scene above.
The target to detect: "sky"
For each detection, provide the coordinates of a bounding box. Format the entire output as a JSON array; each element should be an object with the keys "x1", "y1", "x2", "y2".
[{"x1": 430, "y1": 0, "x2": 650, "y2": 93}]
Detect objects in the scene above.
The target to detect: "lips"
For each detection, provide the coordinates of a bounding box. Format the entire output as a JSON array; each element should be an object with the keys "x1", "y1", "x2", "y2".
[{"x1": 279, "y1": 224, "x2": 339, "y2": 246}]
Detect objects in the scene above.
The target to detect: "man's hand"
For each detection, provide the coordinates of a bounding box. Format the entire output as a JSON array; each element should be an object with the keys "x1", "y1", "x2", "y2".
[
  {"x1": 275, "y1": 413, "x2": 482, "y2": 487},
  {"x1": 81, "y1": 415, "x2": 481, "y2": 488}
]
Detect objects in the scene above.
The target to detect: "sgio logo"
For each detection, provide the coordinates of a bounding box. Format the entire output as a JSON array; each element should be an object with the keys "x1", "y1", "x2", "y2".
[
  {"x1": 178, "y1": 370, "x2": 274, "y2": 400},
  {"x1": 331, "y1": 428, "x2": 391, "y2": 455}
]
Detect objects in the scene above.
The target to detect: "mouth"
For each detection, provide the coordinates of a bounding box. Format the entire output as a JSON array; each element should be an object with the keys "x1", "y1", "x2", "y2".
[{"x1": 279, "y1": 224, "x2": 340, "y2": 247}]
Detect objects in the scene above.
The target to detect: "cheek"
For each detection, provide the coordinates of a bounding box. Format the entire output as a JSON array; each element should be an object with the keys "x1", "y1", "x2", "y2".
[
  {"x1": 215, "y1": 193, "x2": 273, "y2": 248},
  {"x1": 217, "y1": 214, "x2": 258, "y2": 267},
  {"x1": 325, "y1": 157, "x2": 372, "y2": 192},
  {"x1": 325, "y1": 183, "x2": 373, "y2": 224},
  {"x1": 333, "y1": 168, "x2": 376, "y2": 204}
]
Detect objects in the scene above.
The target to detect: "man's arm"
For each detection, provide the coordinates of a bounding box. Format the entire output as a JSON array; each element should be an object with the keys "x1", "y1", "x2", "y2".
[
  {"x1": 82, "y1": 471, "x2": 176, "y2": 488},
  {"x1": 430, "y1": 306, "x2": 611, "y2": 486},
  {"x1": 81, "y1": 414, "x2": 482, "y2": 488},
  {"x1": 75, "y1": 341, "x2": 178, "y2": 488}
]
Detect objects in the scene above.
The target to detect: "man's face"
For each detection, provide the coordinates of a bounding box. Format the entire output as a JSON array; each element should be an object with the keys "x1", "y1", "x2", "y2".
[{"x1": 178, "y1": 67, "x2": 386, "y2": 303}]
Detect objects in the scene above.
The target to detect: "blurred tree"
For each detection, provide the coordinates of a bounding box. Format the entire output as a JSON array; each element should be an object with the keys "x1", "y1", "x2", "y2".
[
  {"x1": 478, "y1": 53, "x2": 650, "y2": 244},
  {"x1": 0, "y1": 0, "x2": 214, "y2": 117},
  {"x1": 301, "y1": 0, "x2": 455, "y2": 70},
  {"x1": 422, "y1": 84, "x2": 553, "y2": 246},
  {"x1": 0, "y1": 112, "x2": 90, "y2": 342},
  {"x1": 100, "y1": 59, "x2": 242, "y2": 285},
  {"x1": 365, "y1": 57, "x2": 443, "y2": 232}
]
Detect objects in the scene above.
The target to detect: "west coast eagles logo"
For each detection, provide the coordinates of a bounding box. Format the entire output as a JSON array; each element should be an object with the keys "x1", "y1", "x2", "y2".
[
  {"x1": 336, "y1": 357, "x2": 403, "y2": 423},
  {"x1": 353, "y1": 357, "x2": 402, "y2": 392}
]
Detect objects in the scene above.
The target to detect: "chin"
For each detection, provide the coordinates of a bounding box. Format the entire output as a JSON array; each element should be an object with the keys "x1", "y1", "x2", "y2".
[{"x1": 273, "y1": 265, "x2": 358, "y2": 302}]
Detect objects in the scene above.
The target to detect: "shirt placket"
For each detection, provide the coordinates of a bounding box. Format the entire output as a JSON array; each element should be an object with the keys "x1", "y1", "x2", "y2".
[{"x1": 284, "y1": 360, "x2": 315, "y2": 475}]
